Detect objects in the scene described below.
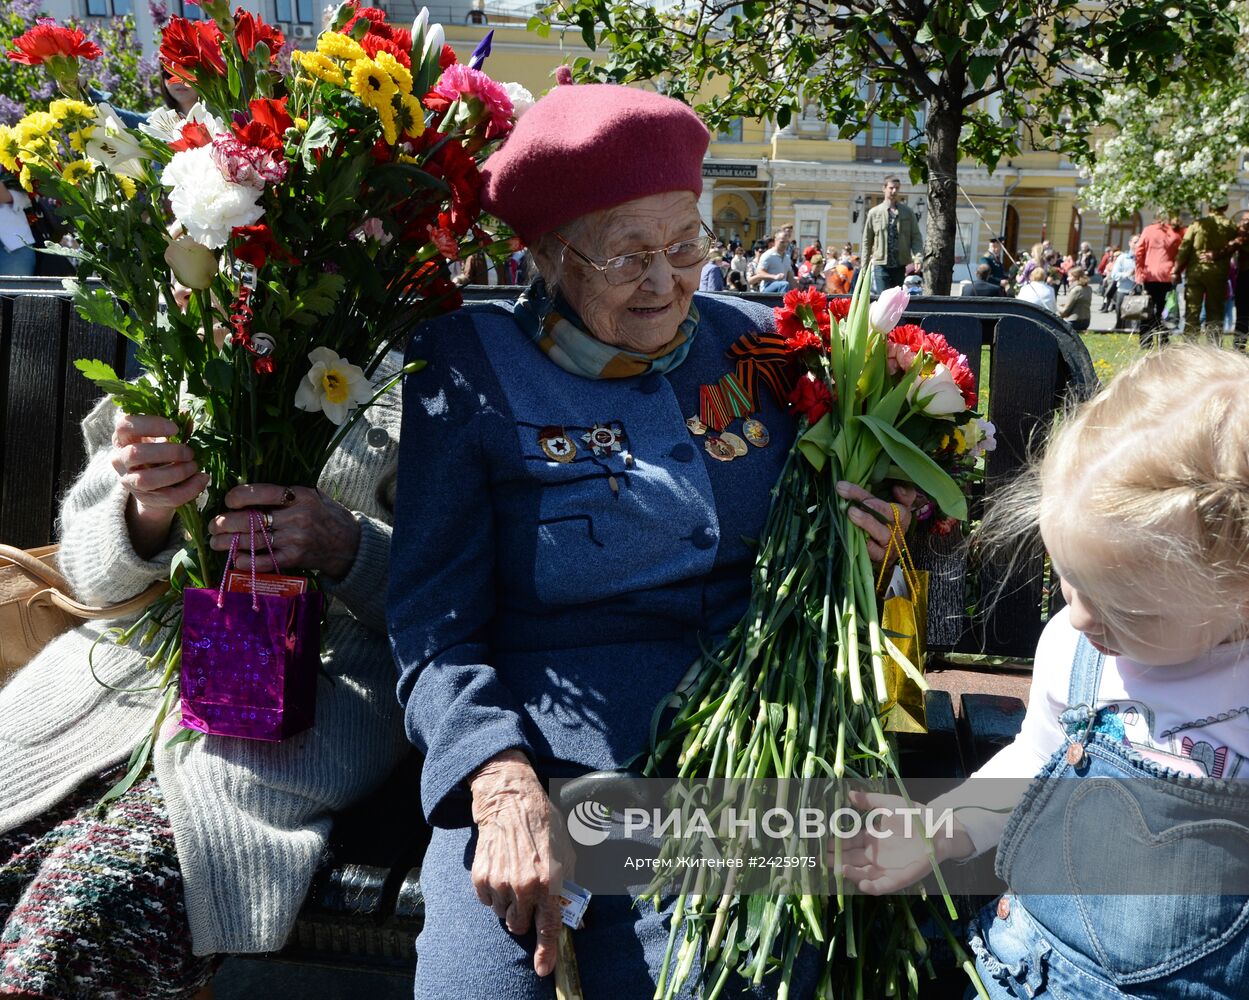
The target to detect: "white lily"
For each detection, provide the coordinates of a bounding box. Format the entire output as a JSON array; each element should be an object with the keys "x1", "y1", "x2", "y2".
[
  {"x1": 84, "y1": 104, "x2": 148, "y2": 179},
  {"x1": 138, "y1": 107, "x2": 185, "y2": 143}
]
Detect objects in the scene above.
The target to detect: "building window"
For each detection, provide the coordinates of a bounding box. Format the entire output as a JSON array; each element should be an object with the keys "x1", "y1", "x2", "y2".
[
  {"x1": 275, "y1": 0, "x2": 316, "y2": 23},
  {"x1": 86, "y1": 0, "x2": 133, "y2": 14},
  {"x1": 716, "y1": 118, "x2": 743, "y2": 143},
  {"x1": 179, "y1": 0, "x2": 203, "y2": 18},
  {"x1": 854, "y1": 83, "x2": 924, "y2": 161}
]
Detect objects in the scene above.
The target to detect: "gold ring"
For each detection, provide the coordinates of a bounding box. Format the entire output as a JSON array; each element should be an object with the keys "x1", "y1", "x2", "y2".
[{"x1": 263, "y1": 511, "x2": 274, "y2": 530}]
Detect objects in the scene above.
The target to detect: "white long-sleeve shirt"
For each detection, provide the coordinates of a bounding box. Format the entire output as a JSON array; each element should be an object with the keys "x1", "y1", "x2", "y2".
[
  {"x1": 932, "y1": 607, "x2": 1249, "y2": 855},
  {"x1": 0, "y1": 187, "x2": 34, "y2": 252}
]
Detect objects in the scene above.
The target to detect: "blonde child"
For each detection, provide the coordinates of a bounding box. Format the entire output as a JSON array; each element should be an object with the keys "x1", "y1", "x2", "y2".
[{"x1": 840, "y1": 343, "x2": 1249, "y2": 999}]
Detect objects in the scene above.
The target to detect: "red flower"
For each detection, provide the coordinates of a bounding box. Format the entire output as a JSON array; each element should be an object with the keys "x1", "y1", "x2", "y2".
[
  {"x1": 440, "y1": 44, "x2": 457, "y2": 69},
  {"x1": 362, "y1": 32, "x2": 411, "y2": 67},
  {"x1": 234, "y1": 10, "x2": 284, "y2": 61},
  {"x1": 411, "y1": 131, "x2": 481, "y2": 235},
  {"x1": 246, "y1": 96, "x2": 293, "y2": 141},
  {"x1": 160, "y1": 17, "x2": 226, "y2": 82},
  {"x1": 775, "y1": 287, "x2": 831, "y2": 343},
  {"x1": 827, "y1": 296, "x2": 851, "y2": 321},
  {"x1": 887, "y1": 323, "x2": 927, "y2": 354},
  {"x1": 888, "y1": 324, "x2": 978, "y2": 408},
  {"x1": 253, "y1": 356, "x2": 276, "y2": 375},
  {"x1": 7, "y1": 21, "x2": 102, "y2": 65},
  {"x1": 930, "y1": 517, "x2": 959, "y2": 537},
  {"x1": 168, "y1": 120, "x2": 213, "y2": 152},
  {"x1": 783, "y1": 328, "x2": 826, "y2": 355},
  {"x1": 427, "y1": 217, "x2": 460, "y2": 259},
  {"x1": 231, "y1": 224, "x2": 298, "y2": 269},
  {"x1": 787, "y1": 373, "x2": 834, "y2": 425}
]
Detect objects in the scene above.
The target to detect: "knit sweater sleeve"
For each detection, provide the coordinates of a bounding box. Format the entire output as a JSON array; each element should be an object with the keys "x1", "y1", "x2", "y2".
[
  {"x1": 388, "y1": 318, "x2": 534, "y2": 828},
  {"x1": 56, "y1": 396, "x2": 182, "y2": 607}
]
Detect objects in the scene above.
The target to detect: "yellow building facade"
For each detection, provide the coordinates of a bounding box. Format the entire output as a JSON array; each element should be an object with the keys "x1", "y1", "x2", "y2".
[{"x1": 445, "y1": 19, "x2": 1234, "y2": 275}]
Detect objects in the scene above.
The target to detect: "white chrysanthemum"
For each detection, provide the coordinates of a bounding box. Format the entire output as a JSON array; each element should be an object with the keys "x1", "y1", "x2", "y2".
[
  {"x1": 162, "y1": 144, "x2": 264, "y2": 249},
  {"x1": 294, "y1": 347, "x2": 373, "y2": 425}
]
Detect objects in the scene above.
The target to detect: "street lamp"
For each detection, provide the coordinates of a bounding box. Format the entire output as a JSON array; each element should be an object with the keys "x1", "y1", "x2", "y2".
[{"x1": 851, "y1": 194, "x2": 864, "y2": 223}]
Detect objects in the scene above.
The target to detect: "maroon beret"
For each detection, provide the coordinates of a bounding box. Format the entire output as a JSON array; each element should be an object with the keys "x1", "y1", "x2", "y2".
[{"x1": 480, "y1": 82, "x2": 710, "y2": 246}]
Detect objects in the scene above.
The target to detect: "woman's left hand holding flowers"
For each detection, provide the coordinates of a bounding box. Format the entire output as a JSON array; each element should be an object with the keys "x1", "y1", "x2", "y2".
[
  {"x1": 836, "y1": 481, "x2": 916, "y2": 565},
  {"x1": 208, "y1": 484, "x2": 362, "y2": 579}
]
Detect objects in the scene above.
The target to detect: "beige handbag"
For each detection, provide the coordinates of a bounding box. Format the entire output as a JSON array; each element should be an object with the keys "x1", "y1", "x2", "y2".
[{"x1": 0, "y1": 543, "x2": 167, "y2": 685}]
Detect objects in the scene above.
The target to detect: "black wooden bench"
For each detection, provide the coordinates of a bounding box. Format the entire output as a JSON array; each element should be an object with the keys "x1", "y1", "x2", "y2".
[{"x1": 1, "y1": 280, "x2": 1096, "y2": 987}]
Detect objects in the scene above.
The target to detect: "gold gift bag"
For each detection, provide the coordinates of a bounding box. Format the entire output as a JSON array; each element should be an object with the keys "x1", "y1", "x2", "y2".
[{"x1": 875, "y1": 508, "x2": 930, "y2": 734}]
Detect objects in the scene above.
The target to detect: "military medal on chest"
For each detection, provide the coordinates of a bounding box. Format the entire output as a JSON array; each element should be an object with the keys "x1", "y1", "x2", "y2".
[{"x1": 538, "y1": 426, "x2": 578, "y2": 463}]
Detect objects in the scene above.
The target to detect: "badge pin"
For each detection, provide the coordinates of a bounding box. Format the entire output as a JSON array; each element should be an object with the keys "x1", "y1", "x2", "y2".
[
  {"x1": 742, "y1": 418, "x2": 770, "y2": 448},
  {"x1": 705, "y1": 436, "x2": 736, "y2": 462},
  {"x1": 582, "y1": 422, "x2": 624, "y2": 457},
  {"x1": 719, "y1": 431, "x2": 749, "y2": 457},
  {"x1": 538, "y1": 426, "x2": 577, "y2": 464},
  {"x1": 1065, "y1": 742, "x2": 1086, "y2": 767},
  {"x1": 686, "y1": 416, "x2": 708, "y2": 436}
]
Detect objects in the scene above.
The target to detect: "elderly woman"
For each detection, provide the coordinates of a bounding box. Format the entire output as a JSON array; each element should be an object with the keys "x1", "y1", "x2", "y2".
[
  {"x1": 0, "y1": 374, "x2": 407, "y2": 998},
  {"x1": 389, "y1": 82, "x2": 911, "y2": 998}
]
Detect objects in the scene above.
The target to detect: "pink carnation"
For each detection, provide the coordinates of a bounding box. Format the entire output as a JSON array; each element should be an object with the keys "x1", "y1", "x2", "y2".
[
  {"x1": 211, "y1": 135, "x2": 287, "y2": 189},
  {"x1": 432, "y1": 64, "x2": 514, "y2": 139}
]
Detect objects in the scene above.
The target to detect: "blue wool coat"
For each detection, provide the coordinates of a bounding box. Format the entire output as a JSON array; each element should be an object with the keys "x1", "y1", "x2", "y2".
[{"x1": 387, "y1": 293, "x2": 821, "y2": 999}]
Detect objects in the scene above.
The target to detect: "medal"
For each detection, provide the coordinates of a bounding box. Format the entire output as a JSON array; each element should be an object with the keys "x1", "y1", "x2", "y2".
[
  {"x1": 582, "y1": 422, "x2": 624, "y2": 457},
  {"x1": 686, "y1": 416, "x2": 707, "y2": 435},
  {"x1": 719, "y1": 432, "x2": 749, "y2": 457},
  {"x1": 538, "y1": 426, "x2": 577, "y2": 463},
  {"x1": 742, "y1": 418, "x2": 770, "y2": 447},
  {"x1": 1065, "y1": 742, "x2": 1086, "y2": 767},
  {"x1": 705, "y1": 436, "x2": 736, "y2": 462}
]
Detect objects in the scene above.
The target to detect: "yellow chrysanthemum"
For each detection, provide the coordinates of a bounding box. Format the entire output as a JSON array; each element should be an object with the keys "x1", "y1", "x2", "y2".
[
  {"x1": 0, "y1": 126, "x2": 19, "y2": 172},
  {"x1": 49, "y1": 99, "x2": 95, "y2": 125},
  {"x1": 292, "y1": 50, "x2": 346, "y2": 88},
  {"x1": 349, "y1": 58, "x2": 397, "y2": 106},
  {"x1": 293, "y1": 116, "x2": 309, "y2": 131},
  {"x1": 397, "y1": 153, "x2": 419, "y2": 166},
  {"x1": 398, "y1": 94, "x2": 425, "y2": 138},
  {"x1": 374, "y1": 51, "x2": 412, "y2": 95},
  {"x1": 16, "y1": 111, "x2": 56, "y2": 140},
  {"x1": 317, "y1": 31, "x2": 366, "y2": 64},
  {"x1": 116, "y1": 174, "x2": 137, "y2": 199},
  {"x1": 62, "y1": 159, "x2": 97, "y2": 184},
  {"x1": 17, "y1": 164, "x2": 34, "y2": 193},
  {"x1": 68, "y1": 126, "x2": 96, "y2": 154}
]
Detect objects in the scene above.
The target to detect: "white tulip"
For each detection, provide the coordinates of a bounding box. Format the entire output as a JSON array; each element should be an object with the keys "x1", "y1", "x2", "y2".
[
  {"x1": 164, "y1": 235, "x2": 218, "y2": 290},
  {"x1": 909, "y1": 363, "x2": 967, "y2": 416}
]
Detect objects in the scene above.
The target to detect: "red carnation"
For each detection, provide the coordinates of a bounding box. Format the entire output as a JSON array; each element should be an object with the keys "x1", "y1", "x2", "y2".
[
  {"x1": 168, "y1": 120, "x2": 213, "y2": 151},
  {"x1": 160, "y1": 17, "x2": 226, "y2": 82},
  {"x1": 362, "y1": 32, "x2": 411, "y2": 68},
  {"x1": 440, "y1": 44, "x2": 457, "y2": 69},
  {"x1": 827, "y1": 297, "x2": 851, "y2": 321},
  {"x1": 775, "y1": 287, "x2": 831, "y2": 344},
  {"x1": 234, "y1": 10, "x2": 284, "y2": 61},
  {"x1": 232, "y1": 224, "x2": 298, "y2": 269},
  {"x1": 787, "y1": 373, "x2": 834, "y2": 425},
  {"x1": 783, "y1": 328, "x2": 826, "y2": 355},
  {"x1": 887, "y1": 323, "x2": 927, "y2": 354},
  {"x1": 247, "y1": 96, "x2": 293, "y2": 140},
  {"x1": 7, "y1": 21, "x2": 102, "y2": 65}
]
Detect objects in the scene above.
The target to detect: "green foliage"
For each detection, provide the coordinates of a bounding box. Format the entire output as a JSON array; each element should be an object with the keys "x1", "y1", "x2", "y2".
[{"x1": 536, "y1": 0, "x2": 1240, "y2": 290}]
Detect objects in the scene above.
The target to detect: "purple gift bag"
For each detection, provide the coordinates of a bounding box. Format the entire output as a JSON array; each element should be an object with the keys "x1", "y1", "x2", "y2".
[{"x1": 180, "y1": 512, "x2": 323, "y2": 741}]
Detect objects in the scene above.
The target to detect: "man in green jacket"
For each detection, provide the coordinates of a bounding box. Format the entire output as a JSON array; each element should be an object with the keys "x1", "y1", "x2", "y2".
[
  {"x1": 861, "y1": 176, "x2": 924, "y2": 295},
  {"x1": 1173, "y1": 202, "x2": 1236, "y2": 338}
]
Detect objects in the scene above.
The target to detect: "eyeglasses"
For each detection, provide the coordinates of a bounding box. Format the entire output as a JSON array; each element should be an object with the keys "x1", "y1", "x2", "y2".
[{"x1": 554, "y1": 223, "x2": 717, "y2": 286}]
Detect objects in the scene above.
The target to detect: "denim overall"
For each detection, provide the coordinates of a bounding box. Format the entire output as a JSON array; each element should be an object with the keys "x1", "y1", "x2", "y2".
[{"x1": 966, "y1": 637, "x2": 1249, "y2": 999}]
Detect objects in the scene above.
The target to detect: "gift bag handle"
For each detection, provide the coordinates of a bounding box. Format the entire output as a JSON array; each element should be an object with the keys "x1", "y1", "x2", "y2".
[
  {"x1": 874, "y1": 505, "x2": 921, "y2": 600},
  {"x1": 216, "y1": 510, "x2": 282, "y2": 611}
]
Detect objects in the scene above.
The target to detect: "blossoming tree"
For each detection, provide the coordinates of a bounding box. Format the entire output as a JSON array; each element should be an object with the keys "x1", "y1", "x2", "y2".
[{"x1": 537, "y1": 0, "x2": 1238, "y2": 293}]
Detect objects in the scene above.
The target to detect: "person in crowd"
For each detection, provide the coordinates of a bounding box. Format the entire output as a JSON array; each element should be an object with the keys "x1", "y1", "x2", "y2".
[
  {"x1": 980, "y1": 237, "x2": 1010, "y2": 289},
  {"x1": 902, "y1": 273, "x2": 923, "y2": 296},
  {"x1": 1057, "y1": 266, "x2": 1092, "y2": 331},
  {"x1": 1134, "y1": 211, "x2": 1185, "y2": 348},
  {"x1": 1077, "y1": 241, "x2": 1097, "y2": 276},
  {"x1": 699, "y1": 248, "x2": 726, "y2": 291},
  {"x1": 730, "y1": 242, "x2": 749, "y2": 277},
  {"x1": 754, "y1": 228, "x2": 795, "y2": 293},
  {"x1": 861, "y1": 175, "x2": 923, "y2": 295},
  {"x1": 1097, "y1": 244, "x2": 1118, "y2": 309},
  {"x1": 0, "y1": 368, "x2": 408, "y2": 997},
  {"x1": 823, "y1": 252, "x2": 855, "y2": 296},
  {"x1": 970, "y1": 262, "x2": 1005, "y2": 297},
  {"x1": 1173, "y1": 201, "x2": 1236, "y2": 339},
  {"x1": 1057, "y1": 254, "x2": 1074, "y2": 294},
  {"x1": 726, "y1": 268, "x2": 747, "y2": 291},
  {"x1": 1019, "y1": 242, "x2": 1046, "y2": 285},
  {"x1": 843, "y1": 343, "x2": 1249, "y2": 1000},
  {"x1": 1016, "y1": 264, "x2": 1057, "y2": 312},
  {"x1": 1108, "y1": 235, "x2": 1140, "y2": 330},
  {"x1": 745, "y1": 237, "x2": 769, "y2": 288},
  {"x1": 0, "y1": 172, "x2": 36, "y2": 277},
  {"x1": 1209, "y1": 210, "x2": 1249, "y2": 350},
  {"x1": 388, "y1": 79, "x2": 915, "y2": 999}
]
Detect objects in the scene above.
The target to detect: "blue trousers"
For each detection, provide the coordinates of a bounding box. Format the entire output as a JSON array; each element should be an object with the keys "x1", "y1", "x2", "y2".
[{"x1": 0, "y1": 244, "x2": 35, "y2": 277}]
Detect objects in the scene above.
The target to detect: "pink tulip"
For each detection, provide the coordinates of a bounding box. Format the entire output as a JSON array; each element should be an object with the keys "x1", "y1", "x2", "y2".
[{"x1": 869, "y1": 286, "x2": 910, "y2": 334}]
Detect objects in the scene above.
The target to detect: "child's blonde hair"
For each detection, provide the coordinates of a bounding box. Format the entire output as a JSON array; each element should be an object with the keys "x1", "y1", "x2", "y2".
[{"x1": 980, "y1": 343, "x2": 1249, "y2": 627}]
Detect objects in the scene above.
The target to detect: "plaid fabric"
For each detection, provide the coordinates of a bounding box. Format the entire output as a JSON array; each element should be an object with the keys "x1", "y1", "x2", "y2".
[{"x1": 0, "y1": 772, "x2": 218, "y2": 1000}]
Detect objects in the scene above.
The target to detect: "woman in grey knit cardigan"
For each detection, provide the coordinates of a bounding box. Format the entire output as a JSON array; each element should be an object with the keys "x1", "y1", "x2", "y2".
[{"x1": 0, "y1": 376, "x2": 409, "y2": 998}]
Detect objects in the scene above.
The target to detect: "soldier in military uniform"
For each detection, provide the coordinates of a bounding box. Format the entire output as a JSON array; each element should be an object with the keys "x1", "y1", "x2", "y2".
[{"x1": 1172, "y1": 202, "x2": 1237, "y2": 338}]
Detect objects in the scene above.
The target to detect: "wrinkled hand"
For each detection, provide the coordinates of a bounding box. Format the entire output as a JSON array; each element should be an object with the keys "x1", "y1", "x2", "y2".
[
  {"x1": 470, "y1": 750, "x2": 570, "y2": 978},
  {"x1": 836, "y1": 481, "x2": 916, "y2": 565},
  {"x1": 208, "y1": 484, "x2": 361, "y2": 579},
  {"x1": 834, "y1": 790, "x2": 974, "y2": 895},
  {"x1": 112, "y1": 411, "x2": 209, "y2": 559}
]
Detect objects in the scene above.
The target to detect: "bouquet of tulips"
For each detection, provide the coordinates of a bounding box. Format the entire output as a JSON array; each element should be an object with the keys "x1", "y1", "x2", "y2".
[
  {"x1": 1, "y1": 2, "x2": 520, "y2": 790},
  {"x1": 645, "y1": 281, "x2": 994, "y2": 999}
]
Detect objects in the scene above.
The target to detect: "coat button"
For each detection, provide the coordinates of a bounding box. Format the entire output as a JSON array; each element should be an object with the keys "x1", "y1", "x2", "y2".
[
  {"x1": 690, "y1": 526, "x2": 716, "y2": 550},
  {"x1": 996, "y1": 895, "x2": 1011, "y2": 920},
  {"x1": 638, "y1": 373, "x2": 663, "y2": 394},
  {"x1": 366, "y1": 427, "x2": 390, "y2": 448},
  {"x1": 670, "y1": 443, "x2": 695, "y2": 463}
]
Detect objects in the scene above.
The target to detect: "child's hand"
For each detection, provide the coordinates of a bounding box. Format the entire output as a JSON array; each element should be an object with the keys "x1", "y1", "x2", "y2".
[{"x1": 832, "y1": 790, "x2": 975, "y2": 895}]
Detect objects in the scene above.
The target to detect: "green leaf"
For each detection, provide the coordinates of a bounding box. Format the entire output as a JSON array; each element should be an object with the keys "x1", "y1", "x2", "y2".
[
  {"x1": 796, "y1": 413, "x2": 835, "y2": 471},
  {"x1": 73, "y1": 357, "x2": 131, "y2": 397},
  {"x1": 289, "y1": 272, "x2": 347, "y2": 324},
  {"x1": 855, "y1": 414, "x2": 967, "y2": 520},
  {"x1": 299, "y1": 116, "x2": 338, "y2": 170},
  {"x1": 968, "y1": 55, "x2": 997, "y2": 89},
  {"x1": 204, "y1": 358, "x2": 234, "y2": 394}
]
